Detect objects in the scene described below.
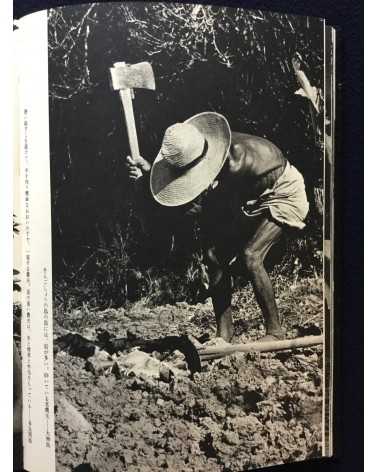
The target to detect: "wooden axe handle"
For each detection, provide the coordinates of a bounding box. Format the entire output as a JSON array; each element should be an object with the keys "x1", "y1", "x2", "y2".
[
  {"x1": 198, "y1": 335, "x2": 323, "y2": 361},
  {"x1": 119, "y1": 88, "x2": 140, "y2": 160}
]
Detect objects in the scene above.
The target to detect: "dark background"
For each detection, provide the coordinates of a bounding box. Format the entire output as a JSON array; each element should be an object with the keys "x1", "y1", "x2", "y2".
[
  {"x1": 43, "y1": 3, "x2": 325, "y2": 308},
  {"x1": 13, "y1": 1, "x2": 363, "y2": 472}
]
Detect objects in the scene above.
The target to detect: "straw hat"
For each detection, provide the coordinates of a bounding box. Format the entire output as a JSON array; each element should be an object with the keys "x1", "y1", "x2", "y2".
[{"x1": 150, "y1": 112, "x2": 231, "y2": 206}]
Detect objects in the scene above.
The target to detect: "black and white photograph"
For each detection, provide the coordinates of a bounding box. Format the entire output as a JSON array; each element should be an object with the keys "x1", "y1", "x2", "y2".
[{"x1": 18, "y1": 2, "x2": 335, "y2": 471}]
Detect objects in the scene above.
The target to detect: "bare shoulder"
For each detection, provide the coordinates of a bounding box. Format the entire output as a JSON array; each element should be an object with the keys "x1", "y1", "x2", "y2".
[
  {"x1": 230, "y1": 132, "x2": 284, "y2": 177},
  {"x1": 231, "y1": 132, "x2": 282, "y2": 157}
]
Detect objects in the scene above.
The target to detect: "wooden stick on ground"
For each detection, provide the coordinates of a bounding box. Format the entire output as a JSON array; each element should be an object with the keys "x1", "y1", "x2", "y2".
[{"x1": 198, "y1": 335, "x2": 323, "y2": 361}]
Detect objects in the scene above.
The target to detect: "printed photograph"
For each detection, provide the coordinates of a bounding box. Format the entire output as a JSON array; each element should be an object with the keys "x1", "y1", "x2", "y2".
[{"x1": 48, "y1": 3, "x2": 328, "y2": 470}]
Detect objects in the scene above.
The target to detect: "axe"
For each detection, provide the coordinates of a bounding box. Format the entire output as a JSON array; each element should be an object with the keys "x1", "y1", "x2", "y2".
[{"x1": 110, "y1": 61, "x2": 156, "y2": 162}]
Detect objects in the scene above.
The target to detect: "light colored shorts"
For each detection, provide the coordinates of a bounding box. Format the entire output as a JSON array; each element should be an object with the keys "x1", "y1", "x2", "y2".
[{"x1": 241, "y1": 162, "x2": 309, "y2": 230}]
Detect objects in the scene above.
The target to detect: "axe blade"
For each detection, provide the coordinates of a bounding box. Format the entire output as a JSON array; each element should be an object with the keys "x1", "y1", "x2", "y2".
[{"x1": 110, "y1": 61, "x2": 156, "y2": 91}]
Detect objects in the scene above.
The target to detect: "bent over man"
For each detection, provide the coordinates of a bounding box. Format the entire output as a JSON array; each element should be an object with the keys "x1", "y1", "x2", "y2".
[{"x1": 126, "y1": 112, "x2": 309, "y2": 342}]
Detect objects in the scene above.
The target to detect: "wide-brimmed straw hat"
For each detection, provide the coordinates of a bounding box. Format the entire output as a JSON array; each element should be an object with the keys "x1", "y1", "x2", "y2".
[{"x1": 150, "y1": 112, "x2": 231, "y2": 206}]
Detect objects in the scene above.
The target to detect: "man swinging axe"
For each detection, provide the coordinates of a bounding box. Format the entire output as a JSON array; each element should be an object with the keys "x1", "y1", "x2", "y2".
[
  {"x1": 126, "y1": 113, "x2": 309, "y2": 343},
  {"x1": 112, "y1": 64, "x2": 309, "y2": 343}
]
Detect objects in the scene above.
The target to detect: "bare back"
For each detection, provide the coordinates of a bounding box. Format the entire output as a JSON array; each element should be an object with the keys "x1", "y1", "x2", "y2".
[{"x1": 229, "y1": 132, "x2": 285, "y2": 178}]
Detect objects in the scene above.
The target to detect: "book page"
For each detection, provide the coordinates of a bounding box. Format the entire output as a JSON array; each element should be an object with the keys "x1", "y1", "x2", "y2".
[
  {"x1": 19, "y1": 3, "x2": 335, "y2": 470},
  {"x1": 18, "y1": 10, "x2": 56, "y2": 472}
]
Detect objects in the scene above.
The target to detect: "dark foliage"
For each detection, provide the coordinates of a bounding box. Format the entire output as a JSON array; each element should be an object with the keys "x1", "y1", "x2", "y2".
[{"x1": 48, "y1": 3, "x2": 324, "y2": 308}]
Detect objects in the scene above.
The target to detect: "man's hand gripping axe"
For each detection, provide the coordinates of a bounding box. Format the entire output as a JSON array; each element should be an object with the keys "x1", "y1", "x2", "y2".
[{"x1": 110, "y1": 61, "x2": 156, "y2": 162}]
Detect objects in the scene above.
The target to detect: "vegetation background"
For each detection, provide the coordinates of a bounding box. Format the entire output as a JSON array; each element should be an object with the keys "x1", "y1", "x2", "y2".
[{"x1": 48, "y1": 2, "x2": 324, "y2": 309}]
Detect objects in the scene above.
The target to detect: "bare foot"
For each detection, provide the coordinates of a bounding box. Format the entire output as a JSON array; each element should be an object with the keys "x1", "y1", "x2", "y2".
[{"x1": 257, "y1": 331, "x2": 285, "y2": 343}]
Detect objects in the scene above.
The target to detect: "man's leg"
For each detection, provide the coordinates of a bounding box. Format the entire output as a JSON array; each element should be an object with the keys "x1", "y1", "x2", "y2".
[
  {"x1": 242, "y1": 216, "x2": 284, "y2": 339},
  {"x1": 205, "y1": 247, "x2": 234, "y2": 342}
]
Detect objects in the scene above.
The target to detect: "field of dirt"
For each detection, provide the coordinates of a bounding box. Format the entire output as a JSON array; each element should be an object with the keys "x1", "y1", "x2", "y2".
[{"x1": 53, "y1": 277, "x2": 323, "y2": 472}]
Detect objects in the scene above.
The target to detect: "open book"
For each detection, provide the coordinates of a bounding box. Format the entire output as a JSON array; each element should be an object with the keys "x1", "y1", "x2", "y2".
[{"x1": 13, "y1": 3, "x2": 335, "y2": 471}]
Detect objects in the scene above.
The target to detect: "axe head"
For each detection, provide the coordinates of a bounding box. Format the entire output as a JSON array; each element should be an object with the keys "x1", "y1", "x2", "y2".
[{"x1": 110, "y1": 61, "x2": 156, "y2": 91}]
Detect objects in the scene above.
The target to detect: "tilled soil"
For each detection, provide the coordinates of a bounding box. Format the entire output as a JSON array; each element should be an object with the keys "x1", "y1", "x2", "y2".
[{"x1": 54, "y1": 278, "x2": 323, "y2": 471}]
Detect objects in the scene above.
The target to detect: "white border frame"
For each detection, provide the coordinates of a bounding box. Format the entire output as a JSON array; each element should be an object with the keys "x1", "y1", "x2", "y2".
[{"x1": 19, "y1": 10, "x2": 56, "y2": 471}]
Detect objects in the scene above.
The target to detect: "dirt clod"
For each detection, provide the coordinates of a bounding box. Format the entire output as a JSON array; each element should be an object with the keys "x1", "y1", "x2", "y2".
[{"x1": 55, "y1": 278, "x2": 323, "y2": 471}]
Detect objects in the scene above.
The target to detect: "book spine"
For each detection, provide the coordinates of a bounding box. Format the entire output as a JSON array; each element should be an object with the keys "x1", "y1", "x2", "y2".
[{"x1": 322, "y1": 24, "x2": 336, "y2": 459}]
